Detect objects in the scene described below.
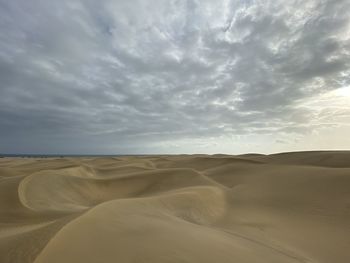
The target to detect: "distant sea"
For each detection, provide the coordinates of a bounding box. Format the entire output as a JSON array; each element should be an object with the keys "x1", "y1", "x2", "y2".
[{"x1": 0, "y1": 154, "x2": 160, "y2": 158}]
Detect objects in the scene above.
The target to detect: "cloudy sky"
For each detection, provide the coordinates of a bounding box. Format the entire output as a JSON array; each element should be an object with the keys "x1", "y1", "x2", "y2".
[{"x1": 1, "y1": 0, "x2": 350, "y2": 154}]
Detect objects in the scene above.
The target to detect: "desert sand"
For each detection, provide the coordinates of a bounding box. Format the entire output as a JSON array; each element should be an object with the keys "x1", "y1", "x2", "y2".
[{"x1": 0, "y1": 151, "x2": 350, "y2": 263}]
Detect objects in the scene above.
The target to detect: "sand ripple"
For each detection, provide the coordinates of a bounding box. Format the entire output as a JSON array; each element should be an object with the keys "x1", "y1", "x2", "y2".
[{"x1": 0, "y1": 153, "x2": 350, "y2": 262}]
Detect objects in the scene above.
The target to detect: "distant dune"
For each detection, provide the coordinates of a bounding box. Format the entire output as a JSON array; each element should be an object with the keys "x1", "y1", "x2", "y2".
[{"x1": 0, "y1": 152, "x2": 350, "y2": 263}]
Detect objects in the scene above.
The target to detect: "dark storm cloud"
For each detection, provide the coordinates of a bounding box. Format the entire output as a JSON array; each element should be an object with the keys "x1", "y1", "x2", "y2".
[{"x1": 0, "y1": 0, "x2": 350, "y2": 153}]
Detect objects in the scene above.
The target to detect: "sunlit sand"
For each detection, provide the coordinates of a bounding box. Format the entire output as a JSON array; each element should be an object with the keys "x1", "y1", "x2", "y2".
[{"x1": 0, "y1": 152, "x2": 349, "y2": 262}]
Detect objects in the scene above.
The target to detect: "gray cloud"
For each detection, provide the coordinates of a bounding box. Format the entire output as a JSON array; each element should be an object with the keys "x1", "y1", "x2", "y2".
[{"x1": 0, "y1": 0, "x2": 350, "y2": 154}]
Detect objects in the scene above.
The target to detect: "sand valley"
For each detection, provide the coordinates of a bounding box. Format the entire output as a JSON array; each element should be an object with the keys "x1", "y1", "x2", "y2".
[{"x1": 0, "y1": 152, "x2": 350, "y2": 263}]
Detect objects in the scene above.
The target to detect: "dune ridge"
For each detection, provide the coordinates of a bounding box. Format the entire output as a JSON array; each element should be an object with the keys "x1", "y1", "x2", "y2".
[{"x1": 0, "y1": 152, "x2": 350, "y2": 262}]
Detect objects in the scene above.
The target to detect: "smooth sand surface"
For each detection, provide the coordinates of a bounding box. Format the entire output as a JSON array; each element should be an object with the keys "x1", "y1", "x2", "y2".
[{"x1": 0, "y1": 152, "x2": 350, "y2": 262}]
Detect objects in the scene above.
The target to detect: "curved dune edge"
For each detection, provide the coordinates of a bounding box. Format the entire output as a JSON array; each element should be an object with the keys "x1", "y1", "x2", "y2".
[
  {"x1": 0, "y1": 153, "x2": 349, "y2": 262},
  {"x1": 34, "y1": 187, "x2": 308, "y2": 263}
]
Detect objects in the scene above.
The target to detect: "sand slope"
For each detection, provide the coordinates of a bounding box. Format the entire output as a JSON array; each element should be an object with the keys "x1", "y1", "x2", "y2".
[{"x1": 0, "y1": 152, "x2": 350, "y2": 262}]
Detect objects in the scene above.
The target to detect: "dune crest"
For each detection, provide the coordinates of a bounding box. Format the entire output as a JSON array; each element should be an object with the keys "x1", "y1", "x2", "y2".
[{"x1": 0, "y1": 152, "x2": 350, "y2": 262}]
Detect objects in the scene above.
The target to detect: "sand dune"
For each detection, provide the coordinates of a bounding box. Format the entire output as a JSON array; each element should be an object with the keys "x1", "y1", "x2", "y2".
[{"x1": 0, "y1": 152, "x2": 350, "y2": 262}]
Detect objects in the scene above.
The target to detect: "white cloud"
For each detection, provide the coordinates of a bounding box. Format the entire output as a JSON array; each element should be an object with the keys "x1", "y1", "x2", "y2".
[{"x1": 0, "y1": 0, "x2": 349, "y2": 154}]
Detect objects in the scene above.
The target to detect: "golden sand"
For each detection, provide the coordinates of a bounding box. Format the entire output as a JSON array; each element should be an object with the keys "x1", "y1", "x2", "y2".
[{"x1": 0, "y1": 152, "x2": 349, "y2": 262}]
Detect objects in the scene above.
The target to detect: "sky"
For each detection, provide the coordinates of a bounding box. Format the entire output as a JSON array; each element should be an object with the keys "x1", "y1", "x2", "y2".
[{"x1": 0, "y1": 0, "x2": 350, "y2": 154}]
